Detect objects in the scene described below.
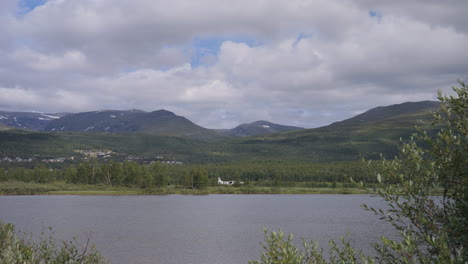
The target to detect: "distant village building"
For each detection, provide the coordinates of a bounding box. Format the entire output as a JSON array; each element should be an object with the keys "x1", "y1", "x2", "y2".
[
  {"x1": 75, "y1": 149, "x2": 112, "y2": 159},
  {"x1": 217, "y1": 177, "x2": 244, "y2": 185},
  {"x1": 1, "y1": 156, "x2": 73, "y2": 163}
]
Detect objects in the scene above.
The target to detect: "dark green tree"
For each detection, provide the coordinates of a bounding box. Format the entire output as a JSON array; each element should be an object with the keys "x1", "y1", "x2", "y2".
[
  {"x1": 139, "y1": 165, "x2": 153, "y2": 188},
  {"x1": 150, "y1": 162, "x2": 167, "y2": 187},
  {"x1": 64, "y1": 166, "x2": 78, "y2": 184},
  {"x1": 32, "y1": 164, "x2": 51, "y2": 183},
  {"x1": 88, "y1": 160, "x2": 100, "y2": 185},
  {"x1": 191, "y1": 167, "x2": 209, "y2": 189},
  {"x1": 109, "y1": 161, "x2": 123, "y2": 186},
  {"x1": 0, "y1": 168, "x2": 7, "y2": 181},
  {"x1": 122, "y1": 161, "x2": 139, "y2": 186},
  {"x1": 101, "y1": 162, "x2": 122, "y2": 186},
  {"x1": 182, "y1": 169, "x2": 193, "y2": 189},
  {"x1": 77, "y1": 162, "x2": 92, "y2": 184}
]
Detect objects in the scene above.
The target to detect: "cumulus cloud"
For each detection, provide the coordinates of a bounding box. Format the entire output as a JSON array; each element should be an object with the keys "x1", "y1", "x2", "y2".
[
  {"x1": 0, "y1": 87, "x2": 40, "y2": 107},
  {"x1": 0, "y1": 0, "x2": 466, "y2": 128},
  {"x1": 0, "y1": 86, "x2": 94, "y2": 112},
  {"x1": 11, "y1": 49, "x2": 87, "y2": 71}
]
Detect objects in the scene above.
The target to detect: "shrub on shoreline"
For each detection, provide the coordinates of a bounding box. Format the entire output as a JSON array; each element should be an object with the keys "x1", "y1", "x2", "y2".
[{"x1": 0, "y1": 221, "x2": 107, "y2": 264}]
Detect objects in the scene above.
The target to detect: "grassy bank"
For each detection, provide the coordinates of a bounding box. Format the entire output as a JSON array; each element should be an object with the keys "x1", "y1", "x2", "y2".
[
  {"x1": 0, "y1": 181, "x2": 141, "y2": 195},
  {"x1": 172, "y1": 186, "x2": 371, "y2": 195},
  {"x1": 0, "y1": 181, "x2": 372, "y2": 195}
]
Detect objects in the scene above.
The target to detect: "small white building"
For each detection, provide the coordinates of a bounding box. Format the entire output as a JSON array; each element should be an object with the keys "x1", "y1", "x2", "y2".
[{"x1": 218, "y1": 177, "x2": 244, "y2": 185}]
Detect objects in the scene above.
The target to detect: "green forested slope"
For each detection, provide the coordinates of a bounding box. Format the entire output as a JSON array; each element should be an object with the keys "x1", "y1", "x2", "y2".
[
  {"x1": 215, "y1": 120, "x2": 304, "y2": 137},
  {"x1": 0, "y1": 101, "x2": 440, "y2": 163}
]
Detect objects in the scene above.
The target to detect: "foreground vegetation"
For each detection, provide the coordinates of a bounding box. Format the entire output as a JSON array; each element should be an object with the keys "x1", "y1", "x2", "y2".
[
  {"x1": 250, "y1": 82, "x2": 467, "y2": 263},
  {"x1": 0, "y1": 221, "x2": 106, "y2": 264}
]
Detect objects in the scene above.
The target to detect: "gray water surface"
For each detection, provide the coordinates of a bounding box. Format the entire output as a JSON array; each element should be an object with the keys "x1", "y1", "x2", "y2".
[{"x1": 0, "y1": 195, "x2": 393, "y2": 264}]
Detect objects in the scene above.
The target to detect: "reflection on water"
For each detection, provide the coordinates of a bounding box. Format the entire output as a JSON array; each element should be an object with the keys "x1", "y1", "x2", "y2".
[{"x1": 0, "y1": 194, "x2": 393, "y2": 264}]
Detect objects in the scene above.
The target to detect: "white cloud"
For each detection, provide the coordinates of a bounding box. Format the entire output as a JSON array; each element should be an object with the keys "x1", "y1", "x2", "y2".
[
  {"x1": 180, "y1": 80, "x2": 240, "y2": 103},
  {"x1": 0, "y1": 86, "x2": 40, "y2": 107},
  {"x1": 0, "y1": 0, "x2": 466, "y2": 128},
  {"x1": 0, "y1": 86, "x2": 94, "y2": 112},
  {"x1": 12, "y1": 49, "x2": 87, "y2": 71}
]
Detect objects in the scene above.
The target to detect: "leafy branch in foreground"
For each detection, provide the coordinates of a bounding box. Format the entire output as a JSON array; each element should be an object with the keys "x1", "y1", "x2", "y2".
[
  {"x1": 250, "y1": 229, "x2": 375, "y2": 264},
  {"x1": 250, "y1": 81, "x2": 467, "y2": 264},
  {"x1": 0, "y1": 221, "x2": 107, "y2": 264}
]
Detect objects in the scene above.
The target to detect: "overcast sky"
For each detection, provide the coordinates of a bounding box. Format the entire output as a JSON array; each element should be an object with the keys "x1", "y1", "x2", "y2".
[{"x1": 0, "y1": 0, "x2": 467, "y2": 128}]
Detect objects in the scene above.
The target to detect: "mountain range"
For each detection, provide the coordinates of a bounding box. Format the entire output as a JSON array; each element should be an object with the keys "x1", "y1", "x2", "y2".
[
  {"x1": 0, "y1": 109, "x2": 304, "y2": 138},
  {"x1": 0, "y1": 100, "x2": 442, "y2": 163},
  {"x1": 0, "y1": 101, "x2": 439, "y2": 140}
]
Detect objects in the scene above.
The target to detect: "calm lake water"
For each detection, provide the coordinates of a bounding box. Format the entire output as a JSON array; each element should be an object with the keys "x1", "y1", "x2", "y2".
[{"x1": 0, "y1": 194, "x2": 394, "y2": 264}]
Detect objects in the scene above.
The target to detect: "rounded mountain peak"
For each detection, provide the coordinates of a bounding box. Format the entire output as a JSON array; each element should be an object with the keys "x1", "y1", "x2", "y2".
[
  {"x1": 251, "y1": 120, "x2": 272, "y2": 125},
  {"x1": 150, "y1": 109, "x2": 176, "y2": 116}
]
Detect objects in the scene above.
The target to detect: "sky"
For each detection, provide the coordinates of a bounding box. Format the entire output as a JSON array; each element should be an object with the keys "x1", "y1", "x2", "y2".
[{"x1": 0, "y1": 0, "x2": 467, "y2": 129}]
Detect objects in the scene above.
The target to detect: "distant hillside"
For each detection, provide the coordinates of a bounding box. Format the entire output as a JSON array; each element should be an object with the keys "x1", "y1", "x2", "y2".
[
  {"x1": 216, "y1": 120, "x2": 304, "y2": 137},
  {"x1": 245, "y1": 101, "x2": 441, "y2": 160},
  {"x1": 329, "y1": 101, "x2": 440, "y2": 127},
  {"x1": 43, "y1": 109, "x2": 222, "y2": 139},
  {"x1": 0, "y1": 111, "x2": 68, "y2": 130}
]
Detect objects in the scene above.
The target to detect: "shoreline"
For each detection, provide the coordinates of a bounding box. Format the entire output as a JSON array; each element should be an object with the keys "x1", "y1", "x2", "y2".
[
  {"x1": 0, "y1": 181, "x2": 375, "y2": 195},
  {"x1": 0, "y1": 188, "x2": 373, "y2": 196}
]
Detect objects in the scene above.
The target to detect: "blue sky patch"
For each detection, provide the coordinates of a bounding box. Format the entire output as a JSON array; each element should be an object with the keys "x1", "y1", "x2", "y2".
[
  {"x1": 368, "y1": 10, "x2": 383, "y2": 22},
  {"x1": 293, "y1": 32, "x2": 313, "y2": 47},
  {"x1": 17, "y1": 0, "x2": 48, "y2": 16},
  {"x1": 190, "y1": 36, "x2": 261, "y2": 67}
]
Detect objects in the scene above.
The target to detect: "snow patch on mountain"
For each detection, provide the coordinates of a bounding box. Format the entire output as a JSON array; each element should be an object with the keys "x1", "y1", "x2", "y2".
[
  {"x1": 84, "y1": 121, "x2": 103, "y2": 131},
  {"x1": 41, "y1": 114, "x2": 60, "y2": 119}
]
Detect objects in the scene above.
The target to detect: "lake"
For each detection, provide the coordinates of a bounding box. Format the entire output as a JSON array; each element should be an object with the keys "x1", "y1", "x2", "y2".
[{"x1": 0, "y1": 194, "x2": 394, "y2": 264}]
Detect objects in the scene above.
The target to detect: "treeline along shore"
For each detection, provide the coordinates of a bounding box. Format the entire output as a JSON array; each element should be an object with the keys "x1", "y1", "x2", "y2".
[{"x1": 0, "y1": 160, "x2": 378, "y2": 195}]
